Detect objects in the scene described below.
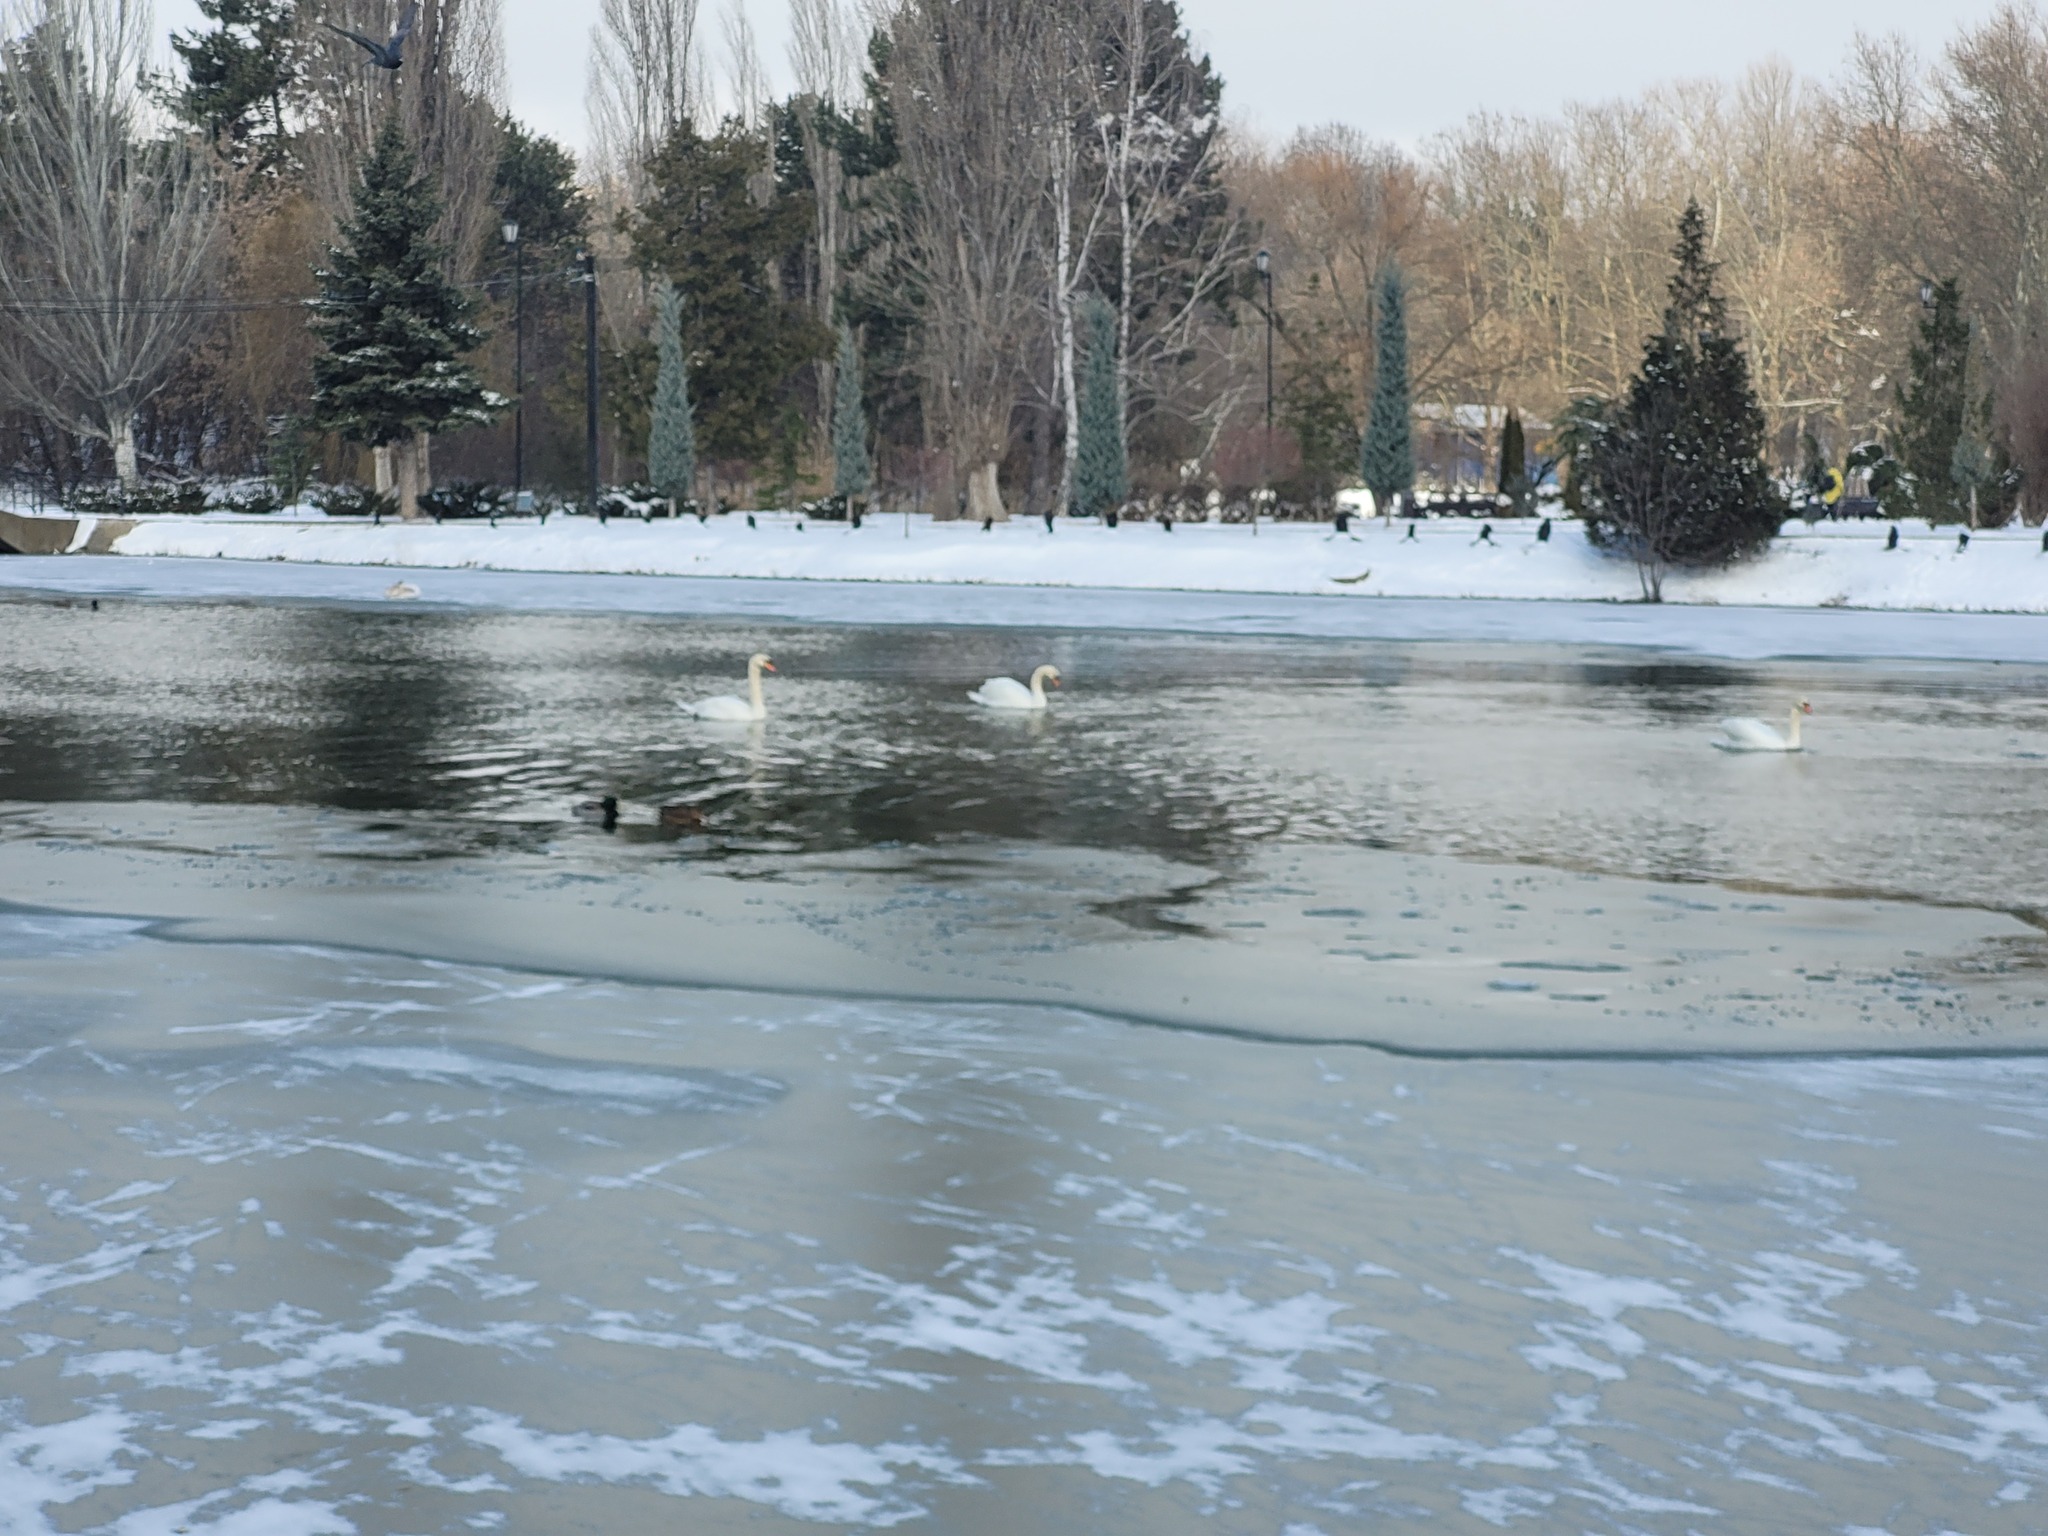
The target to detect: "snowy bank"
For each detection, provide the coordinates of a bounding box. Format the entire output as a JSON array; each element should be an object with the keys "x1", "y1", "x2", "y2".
[{"x1": 6, "y1": 503, "x2": 2048, "y2": 612}]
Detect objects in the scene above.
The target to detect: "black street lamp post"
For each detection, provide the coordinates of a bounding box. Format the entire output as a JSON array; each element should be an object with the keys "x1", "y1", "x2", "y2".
[
  {"x1": 580, "y1": 249, "x2": 601, "y2": 523},
  {"x1": 1256, "y1": 247, "x2": 1272, "y2": 536},
  {"x1": 502, "y1": 218, "x2": 523, "y2": 517}
]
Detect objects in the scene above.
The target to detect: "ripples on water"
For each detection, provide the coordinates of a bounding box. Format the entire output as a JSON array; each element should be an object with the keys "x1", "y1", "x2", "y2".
[{"x1": 3, "y1": 598, "x2": 2047, "y2": 910}]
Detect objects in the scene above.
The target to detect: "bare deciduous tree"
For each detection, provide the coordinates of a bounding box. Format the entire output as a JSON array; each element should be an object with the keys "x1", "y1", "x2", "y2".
[
  {"x1": 0, "y1": 0, "x2": 221, "y2": 487},
  {"x1": 887, "y1": 0, "x2": 1051, "y2": 519}
]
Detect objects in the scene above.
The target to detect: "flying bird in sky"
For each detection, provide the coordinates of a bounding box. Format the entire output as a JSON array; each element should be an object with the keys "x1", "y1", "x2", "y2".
[{"x1": 321, "y1": 0, "x2": 419, "y2": 69}]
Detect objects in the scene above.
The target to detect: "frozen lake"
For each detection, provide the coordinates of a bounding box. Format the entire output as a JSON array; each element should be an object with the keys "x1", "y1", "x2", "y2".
[{"x1": 1, "y1": 586, "x2": 2045, "y2": 1532}]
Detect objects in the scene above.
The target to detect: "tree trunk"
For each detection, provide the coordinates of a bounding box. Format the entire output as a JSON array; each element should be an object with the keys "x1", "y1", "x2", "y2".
[
  {"x1": 374, "y1": 444, "x2": 395, "y2": 496},
  {"x1": 1053, "y1": 136, "x2": 1080, "y2": 518},
  {"x1": 395, "y1": 435, "x2": 424, "y2": 520},
  {"x1": 966, "y1": 459, "x2": 1006, "y2": 521},
  {"x1": 111, "y1": 414, "x2": 140, "y2": 491}
]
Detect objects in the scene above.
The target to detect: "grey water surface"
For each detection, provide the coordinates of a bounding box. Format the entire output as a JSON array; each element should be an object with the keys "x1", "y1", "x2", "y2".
[{"x1": 1, "y1": 592, "x2": 2045, "y2": 1533}]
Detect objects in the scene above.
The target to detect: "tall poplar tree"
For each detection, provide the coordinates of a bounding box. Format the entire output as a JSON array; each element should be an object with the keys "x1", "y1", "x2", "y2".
[
  {"x1": 1073, "y1": 295, "x2": 1127, "y2": 518},
  {"x1": 1360, "y1": 264, "x2": 1413, "y2": 517},
  {"x1": 648, "y1": 279, "x2": 696, "y2": 511},
  {"x1": 310, "y1": 117, "x2": 498, "y2": 520},
  {"x1": 831, "y1": 323, "x2": 871, "y2": 506},
  {"x1": 1498, "y1": 409, "x2": 1532, "y2": 512}
]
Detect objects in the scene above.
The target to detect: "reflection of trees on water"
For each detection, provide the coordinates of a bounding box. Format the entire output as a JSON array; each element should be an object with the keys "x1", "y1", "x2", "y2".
[
  {"x1": 6, "y1": 602, "x2": 2048, "y2": 909},
  {"x1": 0, "y1": 602, "x2": 498, "y2": 811},
  {"x1": 291, "y1": 608, "x2": 488, "y2": 812}
]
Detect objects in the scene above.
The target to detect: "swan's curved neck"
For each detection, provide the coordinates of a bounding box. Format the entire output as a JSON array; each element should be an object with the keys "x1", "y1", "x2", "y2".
[
  {"x1": 748, "y1": 659, "x2": 766, "y2": 713},
  {"x1": 1786, "y1": 707, "x2": 1803, "y2": 749},
  {"x1": 1029, "y1": 665, "x2": 1054, "y2": 703}
]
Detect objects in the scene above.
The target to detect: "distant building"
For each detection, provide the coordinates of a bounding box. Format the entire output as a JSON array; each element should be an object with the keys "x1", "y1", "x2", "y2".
[{"x1": 1413, "y1": 404, "x2": 1553, "y2": 492}]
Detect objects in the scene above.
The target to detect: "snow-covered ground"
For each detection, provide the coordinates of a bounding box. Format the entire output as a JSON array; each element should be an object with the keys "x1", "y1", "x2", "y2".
[{"x1": 13, "y1": 505, "x2": 2045, "y2": 613}]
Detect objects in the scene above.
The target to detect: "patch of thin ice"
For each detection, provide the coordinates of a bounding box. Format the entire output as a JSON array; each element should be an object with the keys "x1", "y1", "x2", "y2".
[{"x1": 0, "y1": 911, "x2": 148, "y2": 960}]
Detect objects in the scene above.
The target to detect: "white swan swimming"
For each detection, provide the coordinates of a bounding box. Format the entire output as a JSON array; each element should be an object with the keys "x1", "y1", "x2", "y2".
[
  {"x1": 1716, "y1": 699, "x2": 1813, "y2": 752},
  {"x1": 970, "y1": 664, "x2": 1061, "y2": 711},
  {"x1": 683, "y1": 652, "x2": 776, "y2": 721}
]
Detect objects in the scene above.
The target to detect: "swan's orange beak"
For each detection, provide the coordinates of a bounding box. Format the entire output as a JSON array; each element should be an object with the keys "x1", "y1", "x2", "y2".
[
  {"x1": 762, "y1": 661, "x2": 777, "y2": 673},
  {"x1": 1801, "y1": 700, "x2": 1813, "y2": 714},
  {"x1": 1049, "y1": 676, "x2": 1061, "y2": 688}
]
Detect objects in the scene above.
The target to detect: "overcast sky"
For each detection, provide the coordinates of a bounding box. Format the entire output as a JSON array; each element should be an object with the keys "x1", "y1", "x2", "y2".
[{"x1": 160, "y1": 0, "x2": 2008, "y2": 158}]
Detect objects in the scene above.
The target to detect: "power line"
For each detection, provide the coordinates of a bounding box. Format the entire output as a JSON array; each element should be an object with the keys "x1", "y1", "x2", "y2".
[{"x1": 0, "y1": 270, "x2": 586, "y2": 316}]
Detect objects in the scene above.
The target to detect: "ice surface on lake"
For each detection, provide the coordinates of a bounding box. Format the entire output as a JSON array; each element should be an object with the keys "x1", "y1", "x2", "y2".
[{"x1": 2, "y1": 920, "x2": 2045, "y2": 1532}]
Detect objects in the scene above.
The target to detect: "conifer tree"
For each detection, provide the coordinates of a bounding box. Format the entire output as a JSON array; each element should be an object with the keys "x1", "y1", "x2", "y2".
[
  {"x1": 170, "y1": 0, "x2": 300, "y2": 167},
  {"x1": 1497, "y1": 409, "x2": 1531, "y2": 512},
  {"x1": 1360, "y1": 265, "x2": 1413, "y2": 517},
  {"x1": 1890, "y1": 278, "x2": 1972, "y2": 524},
  {"x1": 1579, "y1": 200, "x2": 1784, "y2": 599},
  {"x1": 309, "y1": 117, "x2": 498, "y2": 519},
  {"x1": 831, "y1": 323, "x2": 871, "y2": 506},
  {"x1": 649, "y1": 279, "x2": 696, "y2": 511},
  {"x1": 1073, "y1": 295, "x2": 1127, "y2": 518}
]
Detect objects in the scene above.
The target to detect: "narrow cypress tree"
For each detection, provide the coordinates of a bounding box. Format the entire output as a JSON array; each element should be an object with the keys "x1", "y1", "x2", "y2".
[
  {"x1": 1360, "y1": 265, "x2": 1414, "y2": 516},
  {"x1": 1073, "y1": 294, "x2": 1127, "y2": 518},
  {"x1": 1891, "y1": 278, "x2": 1971, "y2": 524},
  {"x1": 1498, "y1": 409, "x2": 1531, "y2": 511},
  {"x1": 310, "y1": 117, "x2": 498, "y2": 519},
  {"x1": 1580, "y1": 200, "x2": 1784, "y2": 599},
  {"x1": 648, "y1": 279, "x2": 696, "y2": 511},
  {"x1": 831, "y1": 323, "x2": 871, "y2": 505}
]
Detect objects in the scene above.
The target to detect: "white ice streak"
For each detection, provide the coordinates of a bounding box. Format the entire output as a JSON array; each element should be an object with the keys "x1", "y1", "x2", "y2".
[
  {"x1": 1010, "y1": 1402, "x2": 1469, "y2": 1496},
  {"x1": 64, "y1": 1303, "x2": 547, "y2": 1415},
  {"x1": 0, "y1": 1410, "x2": 137, "y2": 1531},
  {"x1": 106, "y1": 1494, "x2": 356, "y2": 1536},
  {"x1": 295, "y1": 1045, "x2": 783, "y2": 1112},
  {"x1": 375, "y1": 1218, "x2": 533, "y2": 1300},
  {"x1": 464, "y1": 1411, "x2": 967, "y2": 1526},
  {"x1": 1507, "y1": 1246, "x2": 1862, "y2": 1376},
  {"x1": 842, "y1": 1245, "x2": 1388, "y2": 1400},
  {"x1": 1108, "y1": 1279, "x2": 1382, "y2": 1393},
  {"x1": 853, "y1": 1265, "x2": 1137, "y2": 1389},
  {"x1": 0, "y1": 1236, "x2": 159, "y2": 1315}
]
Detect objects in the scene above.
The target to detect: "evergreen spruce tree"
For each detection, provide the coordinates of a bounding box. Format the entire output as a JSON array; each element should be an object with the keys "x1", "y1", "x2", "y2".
[
  {"x1": 831, "y1": 323, "x2": 872, "y2": 507},
  {"x1": 648, "y1": 279, "x2": 696, "y2": 511},
  {"x1": 1497, "y1": 409, "x2": 1531, "y2": 512},
  {"x1": 1890, "y1": 278, "x2": 1971, "y2": 524},
  {"x1": 309, "y1": 117, "x2": 499, "y2": 519},
  {"x1": 1073, "y1": 295, "x2": 1127, "y2": 518},
  {"x1": 1579, "y1": 200, "x2": 1784, "y2": 599},
  {"x1": 1360, "y1": 264, "x2": 1413, "y2": 517},
  {"x1": 170, "y1": 0, "x2": 300, "y2": 167}
]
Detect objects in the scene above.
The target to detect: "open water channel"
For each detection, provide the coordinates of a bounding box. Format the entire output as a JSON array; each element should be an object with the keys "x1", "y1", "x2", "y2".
[{"x1": 0, "y1": 582, "x2": 2044, "y2": 1533}]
